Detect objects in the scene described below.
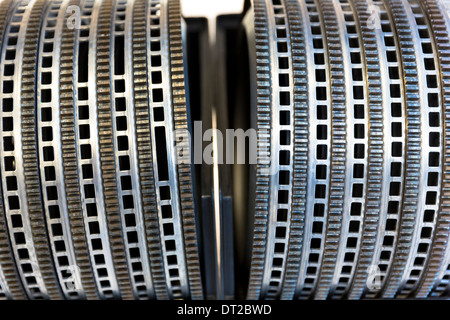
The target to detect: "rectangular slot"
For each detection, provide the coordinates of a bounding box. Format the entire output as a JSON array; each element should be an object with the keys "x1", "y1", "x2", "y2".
[{"x1": 155, "y1": 126, "x2": 169, "y2": 181}]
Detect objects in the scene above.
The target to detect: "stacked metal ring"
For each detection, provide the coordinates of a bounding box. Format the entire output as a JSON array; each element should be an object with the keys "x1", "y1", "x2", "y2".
[
  {"x1": 0, "y1": 0, "x2": 203, "y2": 300},
  {"x1": 0, "y1": 0, "x2": 450, "y2": 300},
  {"x1": 245, "y1": 0, "x2": 450, "y2": 300}
]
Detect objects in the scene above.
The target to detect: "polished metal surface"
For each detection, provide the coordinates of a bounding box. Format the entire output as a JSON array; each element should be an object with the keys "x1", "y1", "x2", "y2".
[
  {"x1": 0, "y1": 0, "x2": 449, "y2": 300},
  {"x1": 0, "y1": 0, "x2": 204, "y2": 300},
  {"x1": 245, "y1": 0, "x2": 450, "y2": 300}
]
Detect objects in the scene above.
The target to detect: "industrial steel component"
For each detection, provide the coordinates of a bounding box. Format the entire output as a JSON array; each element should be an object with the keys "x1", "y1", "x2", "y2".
[
  {"x1": 0, "y1": 0, "x2": 450, "y2": 301},
  {"x1": 0, "y1": 0, "x2": 203, "y2": 300},
  {"x1": 243, "y1": 0, "x2": 450, "y2": 300}
]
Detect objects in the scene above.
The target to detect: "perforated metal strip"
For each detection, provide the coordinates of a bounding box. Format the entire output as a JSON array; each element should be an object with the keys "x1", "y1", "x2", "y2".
[
  {"x1": 314, "y1": 0, "x2": 347, "y2": 300},
  {"x1": 382, "y1": 0, "x2": 440, "y2": 299},
  {"x1": 95, "y1": 0, "x2": 134, "y2": 300},
  {"x1": 349, "y1": 0, "x2": 392, "y2": 300},
  {"x1": 294, "y1": 0, "x2": 333, "y2": 300},
  {"x1": 132, "y1": 0, "x2": 169, "y2": 300},
  {"x1": 72, "y1": 0, "x2": 120, "y2": 300},
  {"x1": 280, "y1": 0, "x2": 308, "y2": 301},
  {"x1": 260, "y1": 0, "x2": 295, "y2": 300},
  {"x1": 246, "y1": 0, "x2": 272, "y2": 300},
  {"x1": 167, "y1": 0, "x2": 204, "y2": 299},
  {"x1": 328, "y1": 0, "x2": 370, "y2": 300},
  {"x1": 58, "y1": 0, "x2": 99, "y2": 300},
  {"x1": 0, "y1": 0, "x2": 63, "y2": 300},
  {"x1": 109, "y1": 0, "x2": 154, "y2": 300},
  {"x1": 37, "y1": 0, "x2": 90, "y2": 299},
  {"x1": 393, "y1": 0, "x2": 443, "y2": 298},
  {"x1": 0, "y1": 0, "x2": 26, "y2": 301},
  {"x1": 417, "y1": 0, "x2": 450, "y2": 299},
  {"x1": 146, "y1": 0, "x2": 189, "y2": 299}
]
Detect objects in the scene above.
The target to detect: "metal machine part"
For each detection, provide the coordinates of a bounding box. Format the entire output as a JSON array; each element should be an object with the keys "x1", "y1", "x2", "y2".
[
  {"x1": 0, "y1": 0, "x2": 203, "y2": 300},
  {"x1": 0, "y1": 0, "x2": 449, "y2": 300},
  {"x1": 243, "y1": 0, "x2": 450, "y2": 300}
]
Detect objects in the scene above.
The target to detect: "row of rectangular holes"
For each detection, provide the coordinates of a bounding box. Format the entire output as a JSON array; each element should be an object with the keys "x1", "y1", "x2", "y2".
[
  {"x1": 148, "y1": 17, "x2": 167, "y2": 194},
  {"x1": 41, "y1": 167, "x2": 78, "y2": 285},
  {"x1": 2, "y1": 11, "x2": 42, "y2": 288},
  {"x1": 269, "y1": 1, "x2": 291, "y2": 296},
  {"x1": 76, "y1": 6, "x2": 94, "y2": 82},
  {"x1": 311, "y1": 14, "x2": 328, "y2": 231},
  {"x1": 149, "y1": 12, "x2": 168, "y2": 183},
  {"x1": 39, "y1": 20, "x2": 79, "y2": 294},
  {"x1": 47, "y1": 4, "x2": 76, "y2": 294},
  {"x1": 115, "y1": 44, "x2": 150, "y2": 291},
  {"x1": 301, "y1": 5, "x2": 329, "y2": 291},
  {"x1": 408, "y1": 7, "x2": 441, "y2": 291},
  {"x1": 112, "y1": 4, "x2": 150, "y2": 294},
  {"x1": 149, "y1": 3, "x2": 181, "y2": 298},
  {"x1": 76, "y1": 9, "x2": 93, "y2": 222},
  {"x1": 42, "y1": 105, "x2": 74, "y2": 297},
  {"x1": 337, "y1": 4, "x2": 366, "y2": 294},
  {"x1": 96, "y1": 267, "x2": 113, "y2": 297},
  {"x1": 381, "y1": 10, "x2": 403, "y2": 164},
  {"x1": 378, "y1": 11, "x2": 402, "y2": 280},
  {"x1": 413, "y1": 11, "x2": 437, "y2": 69},
  {"x1": 149, "y1": 11, "x2": 170, "y2": 205},
  {"x1": 76, "y1": 29, "x2": 112, "y2": 292},
  {"x1": 3, "y1": 17, "x2": 44, "y2": 298},
  {"x1": 311, "y1": 60, "x2": 328, "y2": 293},
  {"x1": 2, "y1": 30, "x2": 18, "y2": 98}
]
